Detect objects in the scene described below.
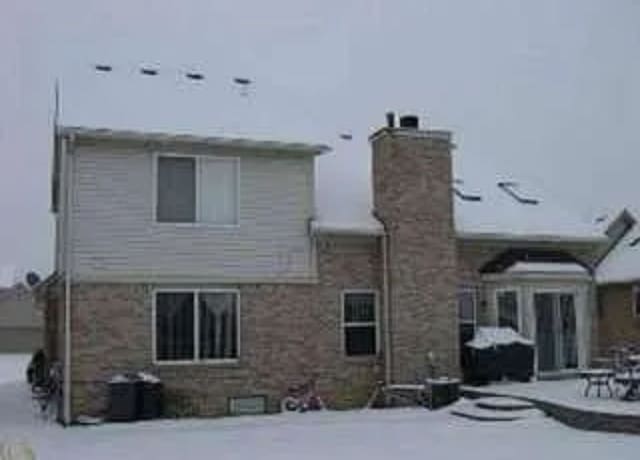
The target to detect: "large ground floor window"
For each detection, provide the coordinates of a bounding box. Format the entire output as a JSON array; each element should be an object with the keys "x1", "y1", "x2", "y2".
[{"x1": 154, "y1": 290, "x2": 239, "y2": 363}]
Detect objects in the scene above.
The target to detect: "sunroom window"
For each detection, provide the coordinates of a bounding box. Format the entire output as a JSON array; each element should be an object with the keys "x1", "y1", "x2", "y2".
[{"x1": 497, "y1": 289, "x2": 520, "y2": 332}]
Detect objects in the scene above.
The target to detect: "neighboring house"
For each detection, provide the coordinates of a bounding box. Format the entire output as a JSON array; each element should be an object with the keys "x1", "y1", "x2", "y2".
[
  {"x1": 595, "y1": 210, "x2": 640, "y2": 352},
  {"x1": 0, "y1": 283, "x2": 42, "y2": 353}
]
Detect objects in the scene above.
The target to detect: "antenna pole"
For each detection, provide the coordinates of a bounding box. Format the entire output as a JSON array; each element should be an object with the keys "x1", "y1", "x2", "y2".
[{"x1": 54, "y1": 78, "x2": 60, "y2": 134}]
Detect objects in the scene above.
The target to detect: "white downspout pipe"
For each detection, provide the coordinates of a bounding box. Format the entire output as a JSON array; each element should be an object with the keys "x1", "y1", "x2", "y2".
[
  {"x1": 63, "y1": 134, "x2": 74, "y2": 425},
  {"x1": 381, "y1": 230, "x2": 392, "y2": 386}
]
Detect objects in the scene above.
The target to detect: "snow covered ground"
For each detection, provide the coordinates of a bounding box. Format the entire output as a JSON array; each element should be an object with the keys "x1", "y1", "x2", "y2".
[
  {"x1": 1, "y1": 355, "x2": 640, "y2": 459},
  {"x1": 469, "y1": 378, "x2": 640, "y2": 415}
]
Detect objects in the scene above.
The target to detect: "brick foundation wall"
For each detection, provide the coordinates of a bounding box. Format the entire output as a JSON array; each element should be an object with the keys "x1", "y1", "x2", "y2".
[{"x1": 69, "y1": 234, "x2": 382, "y2": 419}]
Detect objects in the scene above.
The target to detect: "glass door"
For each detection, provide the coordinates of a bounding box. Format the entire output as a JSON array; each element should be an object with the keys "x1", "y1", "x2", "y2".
[
  {"x1": 535, "y1": 293, "x2": 556, "y2": 372},
  {"x1": 534, "y1": 292, "x2": 577, "y2": 372}
]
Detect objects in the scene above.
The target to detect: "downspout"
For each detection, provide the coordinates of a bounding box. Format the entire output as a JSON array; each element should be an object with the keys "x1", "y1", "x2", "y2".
[
  {"x1": 63, "y1": 134, "x2": 74, "y2": 425},
  {"x1": 380, "y1": 223, "x2": 392, "y2": 386}
]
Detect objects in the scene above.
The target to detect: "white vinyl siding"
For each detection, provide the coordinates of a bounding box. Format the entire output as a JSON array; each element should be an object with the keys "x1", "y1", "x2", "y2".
[{"x1": 70, "y1": 145, "x2": 314, "y2": 282}]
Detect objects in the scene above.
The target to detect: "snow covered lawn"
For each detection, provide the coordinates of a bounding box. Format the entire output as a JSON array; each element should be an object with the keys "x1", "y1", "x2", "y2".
[{"x1": 1, "y1": 356, "x2": 640, "y2": 459}]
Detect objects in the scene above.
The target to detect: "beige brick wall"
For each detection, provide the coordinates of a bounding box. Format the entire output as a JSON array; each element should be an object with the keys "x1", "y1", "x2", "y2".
[
  {"x1": 372, "y1": 128, "x2": 459, "y2": 381},
  {"x1": 68, "y1": 234, "x2": 382, "y2": 418},
  {"x1": 597, "y1": 283, "x2": 640, "y2": 353}
]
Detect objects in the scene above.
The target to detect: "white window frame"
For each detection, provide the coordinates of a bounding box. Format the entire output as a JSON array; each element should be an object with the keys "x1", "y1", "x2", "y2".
[
  {"x1": 341, "y1": 290, "x2": 379, "y2": 357},
  {"x1": 458, "y1": 288, "x2": 477, "y2": 328},
  {"x1": 495, "y1": 287, "x2": 522, "y2": 332},
  {"x1": 152, "y1": 288, "x2": 241, "y2": 365},
  {"x1": 633, "y1": 285, "x2": 640, "y2": 319},
  {"x1": 152, "y1": 153, "x2": 240, "y2": 227}
]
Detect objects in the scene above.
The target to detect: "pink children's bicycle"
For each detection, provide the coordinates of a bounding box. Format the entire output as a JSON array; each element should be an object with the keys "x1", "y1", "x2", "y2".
[{"x1": 280, "y1": 378, "x2": 325, "y2": 413}]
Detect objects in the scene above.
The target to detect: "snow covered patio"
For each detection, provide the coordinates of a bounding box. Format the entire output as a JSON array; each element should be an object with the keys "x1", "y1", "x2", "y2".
[
  {"x1": 1, "y1": 356, "x2": 640, "y2": 459},
  {"x1": 462, "y1": 378, "x2": 640, "y2": 434}
]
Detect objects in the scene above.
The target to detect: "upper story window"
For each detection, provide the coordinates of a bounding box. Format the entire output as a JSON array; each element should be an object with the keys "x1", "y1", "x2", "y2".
[
  {"x1": 156, "y1": 155, "x2": 238, "y2": 225},
  {"x1": 497, "y1": 289, "x2": 520, "y2": 331},
  {"x1": 633, "y1": 285, "x2": 640, "y2": 318}
]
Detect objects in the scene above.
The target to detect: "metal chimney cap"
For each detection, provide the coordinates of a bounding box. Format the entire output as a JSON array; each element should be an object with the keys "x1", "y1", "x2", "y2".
[{"x1": 399, "y1": 115, "x2": 419, "y2": 129}]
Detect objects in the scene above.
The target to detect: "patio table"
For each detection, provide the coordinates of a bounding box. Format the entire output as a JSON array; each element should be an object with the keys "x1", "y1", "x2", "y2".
[
  {"x1": 627, "y1": 355, "x2": 640, "y2": 366},
  {"x1": 614, "y1": 371, "x2": 640, "y2": 401},
  {"x1": 579, "y1": 369, "x2": 615, "y2": 397}
]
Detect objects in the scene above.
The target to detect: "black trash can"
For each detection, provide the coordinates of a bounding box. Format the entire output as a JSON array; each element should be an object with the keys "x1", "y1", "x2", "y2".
[
  {"x1": 136, "y1": 372, "x2": 163, "y2": 420},
  {"x1": 108, "y1": 374, "x2": 138, "y2": 422}
]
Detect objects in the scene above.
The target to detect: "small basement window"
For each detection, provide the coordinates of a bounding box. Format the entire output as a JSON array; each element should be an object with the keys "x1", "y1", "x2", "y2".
[{"x1": 342, "y1": 291, "x2": 377, "y2": 356}]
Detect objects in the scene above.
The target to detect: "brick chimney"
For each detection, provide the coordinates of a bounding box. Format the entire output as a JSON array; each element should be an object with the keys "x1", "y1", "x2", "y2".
[{"x1": 372, "y1": 114, "x2": 459, "y2": 383}]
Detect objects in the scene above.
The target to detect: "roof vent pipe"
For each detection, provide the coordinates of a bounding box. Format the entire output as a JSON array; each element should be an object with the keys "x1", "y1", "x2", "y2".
[
  {"x1": 386, "y1": 112, "x2": 395, "y2": 128},
  {"x1": 399, "y1": 115, "x2": 419, "y2": 129}
]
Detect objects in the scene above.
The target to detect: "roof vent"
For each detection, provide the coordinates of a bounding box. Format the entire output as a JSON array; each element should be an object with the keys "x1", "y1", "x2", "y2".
[
  {"x1": 453, "y1": 179, "x2": 482, "y2": 202},
  {"x1": 140, "y1": 67, "x2": 159, "y2": 76},
  {"x1": 95, "y1": 64, "x2": 112, "y2": 72},
  {"x1": 399, "y1": 115, "x2": 419, "y2": 129},
  {"x1": 497, "y1": 181, "x2": 539, "y2": 205},
  {"x1": 185, "y1": 72, "x2": 204, "y2": 81}
]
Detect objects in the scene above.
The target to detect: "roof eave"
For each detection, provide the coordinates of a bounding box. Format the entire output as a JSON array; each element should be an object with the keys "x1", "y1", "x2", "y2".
[
  {"x1": 58, "y1": 125, "x2": 331, "y2": 155},
  {"x1": 456, "y1": 230, "x2": 607, "y2": 244}
]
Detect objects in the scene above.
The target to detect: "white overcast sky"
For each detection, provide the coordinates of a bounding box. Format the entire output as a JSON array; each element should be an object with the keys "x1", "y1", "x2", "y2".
[{"x1": 1, "y1": 0, "x2": 639, "y2": 282}]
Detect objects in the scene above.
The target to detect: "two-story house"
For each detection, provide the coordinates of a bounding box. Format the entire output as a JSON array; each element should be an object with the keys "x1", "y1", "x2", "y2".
[{"x1": 40, "y1": 75, "x2": 612, "y2": 424}]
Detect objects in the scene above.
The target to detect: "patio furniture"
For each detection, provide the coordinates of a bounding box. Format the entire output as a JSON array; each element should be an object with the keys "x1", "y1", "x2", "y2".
[
  {"x1": 579, "y1": 369, "x2": 614, "y2": 397},
  {"x1": 614, "y1": 370, "x2": 640, "y2": 401}
]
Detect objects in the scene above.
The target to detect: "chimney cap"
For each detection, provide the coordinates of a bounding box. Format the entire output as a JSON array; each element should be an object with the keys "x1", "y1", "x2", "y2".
[
  {"x1": 385, "y1": 112, "x2": 396, "y2": 128},
  {"x1": 399, "y1": 115, "x2": 420, "y2": 129}
]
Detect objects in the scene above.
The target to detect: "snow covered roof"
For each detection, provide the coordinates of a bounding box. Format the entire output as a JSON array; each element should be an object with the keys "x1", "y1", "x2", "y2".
[
  {"x1": 506, "y1": 262, "x2": 588, "y2": 274},
  {"x1": 596, "y1": 221, "x2": 640, "y2": 284},
  {"x1": 453, "y1": 179, "x2": 604, "y2": 242},
  {"x1": 57, "y1": 68, "x2": 605, "y2": 242}
]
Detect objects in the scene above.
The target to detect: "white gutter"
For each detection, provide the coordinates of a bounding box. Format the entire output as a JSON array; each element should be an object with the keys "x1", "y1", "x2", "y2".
[
  {"x1": 457, "y1": 231, "x2": 607, "y2": 244},
  {"x1": 62, "y1": 134, "x2": 74, "y2": 425}
]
